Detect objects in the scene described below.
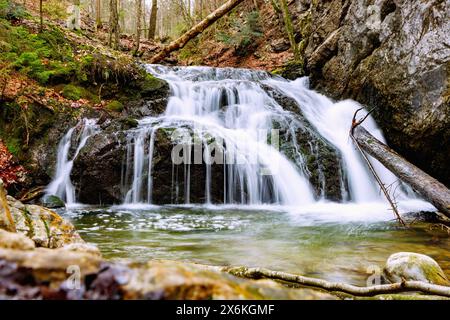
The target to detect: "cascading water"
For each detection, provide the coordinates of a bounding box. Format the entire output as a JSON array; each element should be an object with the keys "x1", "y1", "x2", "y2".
[
  {"x1": 122, "y1": 66, "x2": 315, "y2": 206},
  {"x1": 44, "y1": 65, "x2": 434, "y2": 218},
  {"x1": 45, "y1": 119, "x2": 97, "y2": 205},
  {"x1": 265, "y1": 77, "x2": 416, "y2": 203},
  {"x1": 118, "y1": 65, "x2": 434, "y2": 216}
]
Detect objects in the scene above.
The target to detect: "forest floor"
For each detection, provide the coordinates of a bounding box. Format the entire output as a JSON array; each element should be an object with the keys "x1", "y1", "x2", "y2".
[{"x1": 174, "y1": 1, "x2": 294, "y2": 71}]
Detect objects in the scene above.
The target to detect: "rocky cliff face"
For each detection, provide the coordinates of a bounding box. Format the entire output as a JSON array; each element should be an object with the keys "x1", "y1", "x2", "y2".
[{"x1": 295, "y1": 0, "x2": 449, "y2": 186}]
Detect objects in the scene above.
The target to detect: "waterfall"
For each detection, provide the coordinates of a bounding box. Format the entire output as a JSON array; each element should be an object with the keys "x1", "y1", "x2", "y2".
[
  {"x1": 117, "y1": 65, "x2": 434, "y2": 212},
  {"x1": 45, "y1": 119, "x2": 97, "y2": 205},
  {"x1": 121, "y1": 65, "x2": 315, "y2": 205},
  {"x1": 37, "y1": 64, "x2": 430, "y2": 216},
  {"x1": 265, "y1": 77, "x2": 416, "y2": 203}
]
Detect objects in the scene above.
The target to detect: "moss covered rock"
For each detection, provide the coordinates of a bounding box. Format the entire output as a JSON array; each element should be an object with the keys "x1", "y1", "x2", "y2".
[
  {"x1": 6, "y1": 194, "x2": 85, "y2": 249},
  {"x1": 106, "y1": 100, "x2": 124, "y2": 112},
  {"x1": 62, "y1": 84, "x2": 83, "y2": 101},
  {"x1": 384, "y1": 252, "x2": 450, "y2": 286},
  {"x1": 42, "y1": 195, "x2": 65, "y2": 208}
]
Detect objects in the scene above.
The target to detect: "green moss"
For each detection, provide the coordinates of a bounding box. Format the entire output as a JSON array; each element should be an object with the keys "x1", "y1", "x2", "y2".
[
  {"x1": 141, "y1": 73, "x2": 164, "y2": 91},
  {"x1": 62, "y1": 84, "x2": 83, "y2": 101},
  {"x1": 40, "y1": 216, "x2": 52, "y2": 247},
  {"x1": 106, "y1": 100, "x2": 124, "y2": 112},
  {"x1": 5, "y1": 137, "x2": 20, "y2": 156},
  {"x1": 274, "y1": 60, "x2": 305, "y2": 80},
  {"x1": 20, "y1": 207, "x2": 34, "y2": 239},
  {"x1": 119, "y1": 117, "x2": 138, "y2": 129},
  {"x1": 0, "y1": 0, "x2": 28, "y2": 20}
]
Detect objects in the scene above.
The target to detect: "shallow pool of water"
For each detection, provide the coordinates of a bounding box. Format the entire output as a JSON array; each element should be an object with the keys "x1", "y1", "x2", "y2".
[{"x1": 60, "y1": 204, "x2": 450, "y2": 286}]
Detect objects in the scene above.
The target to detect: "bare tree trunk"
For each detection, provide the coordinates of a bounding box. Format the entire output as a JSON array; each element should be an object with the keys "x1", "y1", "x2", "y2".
[
  {"x1": 353, "y1": 126, "x2": 450, "y2": 218},
  {"x1": 279, "y1": 0, "x2": 301, "y2": 62},
  {"x1": 134, "y1": 0, "x2": 142, "y2": 54},
  {"x1": 174, "y1": 0, "x2": 193, "y2": 26},
  {"x1": 39, "y1": 0, "x2": 43, "y2": 32},
  {"x1": 96, "y1": 0, "x2": 102, "y2": 30},
  {"x1": 196, "y1": 0, "x2": 203, "y2": 20},
  {"x1": 148, "y1": 0, "x2": 158, "y2": 40},
  {"x1": 119, "y1": 0, "x2": 126, "y2": 32},
  {"x1": 149, "y1": 0, "x2": 244, "y2": 64},
  {"x1": 109, "y1": 0, "x2": 120, "y2": 49}
]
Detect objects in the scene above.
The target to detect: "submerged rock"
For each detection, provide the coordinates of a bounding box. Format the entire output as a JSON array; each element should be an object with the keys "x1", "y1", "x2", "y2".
[{"x1": 383, "y1": 252, "x2": 450, "y2": 286}]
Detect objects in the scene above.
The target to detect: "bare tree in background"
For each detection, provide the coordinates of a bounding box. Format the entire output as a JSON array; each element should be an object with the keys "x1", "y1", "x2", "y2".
[
  {"x1": 39, "y1": 0, "x2": 43, "y2": 32},
  {"x1": 96, "y1": 0, "x2": 102, "y2": 30},
  {"x1": 109, "y1": 0, "x2": 120, "y2": 49},
  {"x1": 134, "y1": 0, "x2": 142, "y2": 54},
  {"x1": 148, "y1": 0, "x2": 158, "y2": 40}
]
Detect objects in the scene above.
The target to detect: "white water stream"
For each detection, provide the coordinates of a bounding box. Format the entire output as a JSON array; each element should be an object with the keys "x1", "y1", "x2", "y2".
[{"x1": 44, "y1": 118, "x2": 97, "y2": 205}]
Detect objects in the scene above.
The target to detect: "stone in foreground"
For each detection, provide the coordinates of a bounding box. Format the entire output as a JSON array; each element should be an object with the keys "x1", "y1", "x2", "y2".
[{"x1": 384, "y1": 252, "x2": 450, "y2": 286}]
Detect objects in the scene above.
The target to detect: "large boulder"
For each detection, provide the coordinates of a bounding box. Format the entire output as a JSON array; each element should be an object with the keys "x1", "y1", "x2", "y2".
[
  {"x1": 298, "y1": 0, "x2": 449, "y2": 186},
  {"x1": 383, "y1": 252, "x2": 450, "y2": 286}
]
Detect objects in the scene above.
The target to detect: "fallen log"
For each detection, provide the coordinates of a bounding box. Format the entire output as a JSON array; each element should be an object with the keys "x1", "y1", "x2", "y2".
[
  {"x1": 353, "y1": 126, "x2": 450, "y2": 218},
  {"x1": 148, "y1": 0, "x2": 245, "y2": 64},
  {"x1": 220, "y1": 266, "x2": 450, "y2": 298}
]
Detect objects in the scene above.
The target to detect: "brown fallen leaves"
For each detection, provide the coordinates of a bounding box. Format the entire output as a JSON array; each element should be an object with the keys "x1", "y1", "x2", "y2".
[{"x1": 0, "y1": 140, "x2": 26, "y2": 188}]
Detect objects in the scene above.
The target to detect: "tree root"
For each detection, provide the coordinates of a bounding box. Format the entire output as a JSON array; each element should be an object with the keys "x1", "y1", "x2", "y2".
[{"x1": 220, "y1": 266, "x2": 450, "y2": 298}]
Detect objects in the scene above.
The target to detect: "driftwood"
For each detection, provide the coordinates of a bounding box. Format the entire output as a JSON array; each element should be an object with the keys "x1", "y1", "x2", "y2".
[
  {"x1": 219, "y1": 266, "x2": 450, "y2": 298},
  {"x1": 149, "y1": 0, "x2": 245, "y2": 64},
  {"x1": 353, "y1": 126, "x2": 450, "y2": 218}
]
